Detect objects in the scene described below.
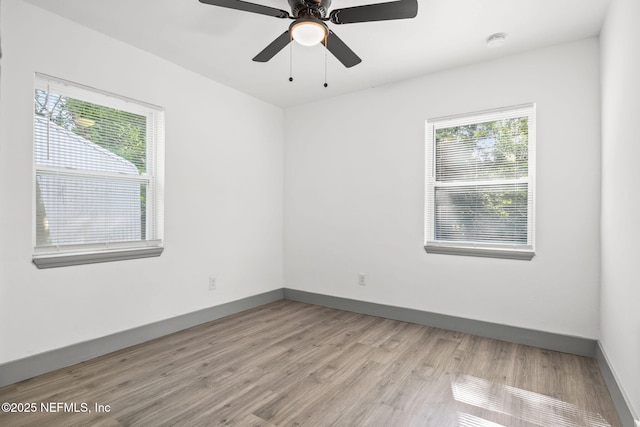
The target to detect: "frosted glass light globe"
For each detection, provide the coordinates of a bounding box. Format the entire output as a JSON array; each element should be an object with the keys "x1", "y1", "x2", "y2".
[{"x1": 291, "y1": 21, "x2": 327, "y2": 47}]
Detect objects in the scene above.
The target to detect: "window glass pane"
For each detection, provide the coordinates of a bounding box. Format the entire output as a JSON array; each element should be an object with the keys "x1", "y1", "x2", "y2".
[
  {"x1": 36, "y1": 173, "x2": 147, "y2": 246},
  {"x1": 435, "y1": 117, "x2": 528, "y2": 182},
  {"x1": 34, "y1": 89, "x2": 147, "y2": 174},
  {"x1": 434, "y1": 184, "x2": 528, "y2": 244}
]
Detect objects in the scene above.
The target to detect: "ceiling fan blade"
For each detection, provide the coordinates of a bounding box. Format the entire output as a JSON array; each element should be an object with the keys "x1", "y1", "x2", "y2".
[
  {"x1": 323, "y1": 30, "x2": 361, "y2": 68},
  {"x1": 199, "y1": 0, "x2": 290, "y2": 19},
  {"x1": 253, "y1": 31, "x2": 291, "y2": 62},
  {"x1": 329, "y1": 0, "x2": 417, "y2": 24}
]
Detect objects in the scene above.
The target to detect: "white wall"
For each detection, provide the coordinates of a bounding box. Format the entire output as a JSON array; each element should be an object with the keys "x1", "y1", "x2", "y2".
[
  {"x1": 600, "y1": 0, "x2": 640, "y2": 419},
  {"x1": 0, "y1": 0, "x2": 284, "y2": 364},
  {"x1": 284, "y1": 38, "x2": 602, "y2": 338}
]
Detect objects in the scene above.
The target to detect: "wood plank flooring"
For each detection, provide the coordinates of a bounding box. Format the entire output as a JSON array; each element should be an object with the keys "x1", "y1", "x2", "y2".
[{"x1": 0, "y1": 300, "x2": 621, "y2": 426}]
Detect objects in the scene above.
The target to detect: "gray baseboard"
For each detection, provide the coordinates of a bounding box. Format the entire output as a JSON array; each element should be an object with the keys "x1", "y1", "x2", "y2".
[
  {"x1": 283, "y1": 288, "x2": 597, "y2": 357},
  {"x1": 0, "y1": 289, "x2": 284, "y2": 388},
  {"x1": 595, "y1": 342, "x2": 638, "y2": 427}
]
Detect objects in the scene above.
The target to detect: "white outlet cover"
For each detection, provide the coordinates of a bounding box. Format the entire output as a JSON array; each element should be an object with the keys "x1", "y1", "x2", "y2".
[{"x1": 358, "y1": 273, "x2": 366, "y2": 285}]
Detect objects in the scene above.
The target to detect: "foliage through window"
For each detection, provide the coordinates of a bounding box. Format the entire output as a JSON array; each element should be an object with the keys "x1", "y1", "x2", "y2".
[
  {"x1": 33, "y1": 74, "x2": 164, "y2": 268},
  {"x1": 424, "y1": 104, "x2": 535, "y2": 260}
]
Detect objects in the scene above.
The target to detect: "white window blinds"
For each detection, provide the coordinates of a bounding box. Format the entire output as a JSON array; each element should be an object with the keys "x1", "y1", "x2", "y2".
[
  {"x1": 425, "y1": 104, "x2": 536, "y2": 260},
  {"x1": 33, "y1": 74, "x2": 165, "y2": 268}
]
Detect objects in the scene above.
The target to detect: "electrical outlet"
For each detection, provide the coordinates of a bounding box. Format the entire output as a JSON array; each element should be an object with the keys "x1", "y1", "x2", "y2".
[
  {"x1": 209, "y1": 276, "x2": 217, "y2": 291},
  {"x1": 358, "y1": 273, "x2": 367, "y2": 286}
]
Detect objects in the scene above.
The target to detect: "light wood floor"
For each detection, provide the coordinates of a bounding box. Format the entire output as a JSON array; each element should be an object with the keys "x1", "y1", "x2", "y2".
[{"x1": 0, "y1": 300, "x2": 621, "y2": 427}]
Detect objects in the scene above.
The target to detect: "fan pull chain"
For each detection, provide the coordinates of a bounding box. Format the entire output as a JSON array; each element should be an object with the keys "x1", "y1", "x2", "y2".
[
  {"x1": 323, "y1": 37, "x2": 328, "y2": 88},
  {"x1": 289, "y1": 42, "x2": 294, "y2": 82}
]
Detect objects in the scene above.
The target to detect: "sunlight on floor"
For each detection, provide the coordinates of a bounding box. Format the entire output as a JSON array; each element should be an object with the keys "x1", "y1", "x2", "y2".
[
  {"x1": 451, "y1": 374, "x2": 610, "y2": 427},
  {"x1": 458, "y1": 412, "x2": 507, "y2": 427}
]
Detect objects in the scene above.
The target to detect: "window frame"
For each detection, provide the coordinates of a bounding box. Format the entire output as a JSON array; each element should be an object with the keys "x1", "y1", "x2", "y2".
[
  {"x1": 32, "y1": 74, "x2": 165, "y2": 268},
  {"x1": 424, "y1": 104, "x2": 536, "y2": 260}
]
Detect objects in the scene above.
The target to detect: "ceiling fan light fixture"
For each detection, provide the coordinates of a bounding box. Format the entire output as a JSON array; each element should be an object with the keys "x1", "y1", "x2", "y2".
[{"x1": 291, "y1": 20, "x2": 327, "y2": 47}]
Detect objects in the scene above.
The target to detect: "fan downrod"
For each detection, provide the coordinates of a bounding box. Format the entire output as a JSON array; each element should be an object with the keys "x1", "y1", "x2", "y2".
[{"x1": 288, "y1": 0, "x2": 332, "y2": 20}]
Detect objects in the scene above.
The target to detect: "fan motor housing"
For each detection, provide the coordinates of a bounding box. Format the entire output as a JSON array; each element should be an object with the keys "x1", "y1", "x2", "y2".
[{"x1": 288, "y1": 0, "x2": 331, "y2": 19}]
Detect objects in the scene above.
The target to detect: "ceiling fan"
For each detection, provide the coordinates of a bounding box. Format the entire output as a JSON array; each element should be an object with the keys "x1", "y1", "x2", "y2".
[{"x1": 199, "y1": 0, "x2": 418, "y2": 68}]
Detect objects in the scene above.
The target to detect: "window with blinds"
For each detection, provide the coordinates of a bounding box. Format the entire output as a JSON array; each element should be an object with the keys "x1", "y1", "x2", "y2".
[
  {"x1": 424, "y1": 104, "x2": 535, "y2": 260},
  {"x1": 32, "y1": 74, "x2": 165, "y2": 268}
]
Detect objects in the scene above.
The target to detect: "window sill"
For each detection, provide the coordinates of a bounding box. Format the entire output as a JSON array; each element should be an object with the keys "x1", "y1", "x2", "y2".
[
  {"x1": 424, "y1": 244, "x2": 535, "y2": 261},
  {"x1": 32, "y1": 246, "x2": 164, "y2": 269}
]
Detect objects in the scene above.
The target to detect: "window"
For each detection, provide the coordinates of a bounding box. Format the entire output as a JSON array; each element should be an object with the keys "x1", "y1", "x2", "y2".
[
  {"x1": 32, "y1": 74, "x2": 164, "y2": 268},
  {"x1": 424, "y1": 104, "x2": 535, "y2": 260}
]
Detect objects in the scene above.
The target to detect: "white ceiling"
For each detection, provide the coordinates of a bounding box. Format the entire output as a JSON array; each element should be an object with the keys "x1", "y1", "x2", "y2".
[{"x1": 23, "y1": 0, "x2": 611, "y2": 107}]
